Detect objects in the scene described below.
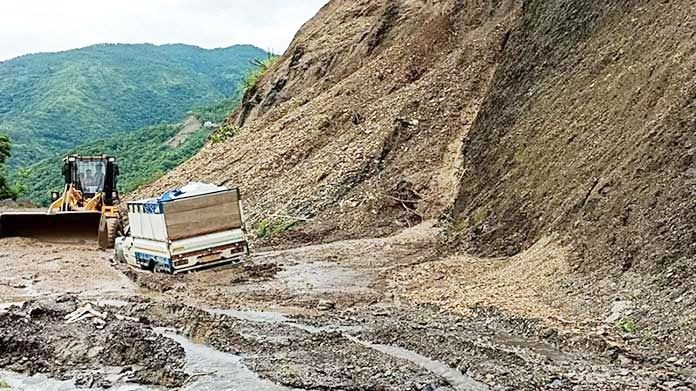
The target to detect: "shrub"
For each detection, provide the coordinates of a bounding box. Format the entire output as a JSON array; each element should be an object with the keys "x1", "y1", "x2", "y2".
[
  {"x1": 241, "y1": 54, "x2": 280, "y2": 97},
  {"x1": 255, "y1": 218, "x2": 298, "y2": 239},
  {"x1": 210, "y1": 124, "x2": 241, "y2": 144}
]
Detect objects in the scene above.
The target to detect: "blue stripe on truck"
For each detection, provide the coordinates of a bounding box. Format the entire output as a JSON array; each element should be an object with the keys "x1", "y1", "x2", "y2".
[
  {"x1": 142, "y1": 202, "x2": 163, "y2": 214},
  {"x1": 134, "y1": 252, "x2": 172, "y2": 272}
]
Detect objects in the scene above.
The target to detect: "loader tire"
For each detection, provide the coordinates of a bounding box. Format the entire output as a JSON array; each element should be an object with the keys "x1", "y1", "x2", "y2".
[{"x1": 98, "y1": 216, "x2": 120, "y2": 250}]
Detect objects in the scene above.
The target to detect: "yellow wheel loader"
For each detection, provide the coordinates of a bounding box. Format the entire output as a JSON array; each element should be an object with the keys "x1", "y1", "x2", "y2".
[{"x1": 0, "y1": 155, "x2": 121, "y2": 248}]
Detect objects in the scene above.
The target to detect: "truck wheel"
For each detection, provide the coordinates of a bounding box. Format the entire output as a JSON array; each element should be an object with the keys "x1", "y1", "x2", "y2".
[{"x1": 154, "y1": 263, "x2": 169, "y2": 274}]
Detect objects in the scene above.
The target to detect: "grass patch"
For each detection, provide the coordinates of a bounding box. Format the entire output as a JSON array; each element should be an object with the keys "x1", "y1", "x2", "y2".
[
  {"x1": 255, "y1": 218, "x2": 298, "y2": 239},
  {"x1": 617, "y1": 317, "x2": 637, "y2": 334},
  {"x1": 210, "y1": 124, "x2": 241, "y2": 144},
  {"x1": 241, "y1": 54, "x2": 280, "y2": 97},
  {"x1": 0, "y1": 378, "x2": 10, "y2": 388}
]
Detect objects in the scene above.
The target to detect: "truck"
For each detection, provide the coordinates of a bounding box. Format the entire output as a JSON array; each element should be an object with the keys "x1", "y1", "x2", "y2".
[{"x1": 115, "y1": 183, "x2": 248, "y2": 274}]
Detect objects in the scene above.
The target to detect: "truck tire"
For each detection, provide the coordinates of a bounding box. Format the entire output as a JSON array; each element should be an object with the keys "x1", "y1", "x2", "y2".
[{"x1": 154, "y1": 263, "x2": 169, "y2": 274}]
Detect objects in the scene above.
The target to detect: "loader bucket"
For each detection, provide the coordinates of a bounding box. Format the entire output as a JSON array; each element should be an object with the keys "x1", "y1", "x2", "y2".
[{"x1": 0, "y1": 211, "x2": 102, "y2": 244}]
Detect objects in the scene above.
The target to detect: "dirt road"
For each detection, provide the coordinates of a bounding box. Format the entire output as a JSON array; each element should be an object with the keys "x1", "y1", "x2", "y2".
[{"x1": 0, "y1": 225, "x2": 692, "y2": 390}]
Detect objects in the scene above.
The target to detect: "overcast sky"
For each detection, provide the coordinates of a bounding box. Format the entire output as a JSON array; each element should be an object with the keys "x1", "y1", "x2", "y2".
[{"x1": 0, "y1": 0, "x2": 328, "y2": 61}]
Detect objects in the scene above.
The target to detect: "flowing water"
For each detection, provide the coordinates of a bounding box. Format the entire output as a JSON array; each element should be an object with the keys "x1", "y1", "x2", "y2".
[
  {"x1": 155, "y1": 328, "x2": 296, "y2": 391},
  {"x1": 207, "y1": 308, "x2": 489, "y2": 391},
  {"x1": 0, "y1": 329, "x2": 296, "y2": 391},
  {"x1": 0, "y1": 370, "x2": 148, "y2": 391}
]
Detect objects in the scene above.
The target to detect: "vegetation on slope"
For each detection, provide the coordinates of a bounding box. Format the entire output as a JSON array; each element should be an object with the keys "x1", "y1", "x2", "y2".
[
  {"x1": 19, "y1": 99, "x2": 238, "y2": 205},
  {"x1": 0, "y1": 134, "x2": 14, "y2": 199},
  {"x1": 0, "y1": 43, "x2": 267, "y2": 168},
  {"x1": 241, "y1": 55, "x2": 280, "y2": 96}
]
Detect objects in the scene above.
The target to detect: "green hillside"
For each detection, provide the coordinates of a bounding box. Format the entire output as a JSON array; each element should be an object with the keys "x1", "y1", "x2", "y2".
[
  {"x1": 19, "y1": 98, "x2": 238, "y2": 205},
  {"x1": 0, "y1": 43, "x2": 266, "y2": 167}
]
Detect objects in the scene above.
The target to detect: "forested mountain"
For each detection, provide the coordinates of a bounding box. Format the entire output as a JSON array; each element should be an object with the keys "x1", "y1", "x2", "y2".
[
  {"x1": 17, "y1": 98, "x2": 238, "y2": 205},
  {"x1": 0, "y1": 43, "x2": 266, "y2": 167}
]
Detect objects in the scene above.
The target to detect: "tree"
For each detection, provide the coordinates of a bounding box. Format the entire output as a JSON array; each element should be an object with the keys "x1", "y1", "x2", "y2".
[
  {"x1": 0, "y1": 134, "x2": 16, "y2": 200},
  {"x1": 0, "y1": 134, "x2": 9, "y2": 162}
]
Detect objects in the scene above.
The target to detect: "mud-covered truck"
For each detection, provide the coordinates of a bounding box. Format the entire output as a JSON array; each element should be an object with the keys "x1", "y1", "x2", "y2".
[{"x1": 115, "y1": 183, "x2": 248, "y2": 274}]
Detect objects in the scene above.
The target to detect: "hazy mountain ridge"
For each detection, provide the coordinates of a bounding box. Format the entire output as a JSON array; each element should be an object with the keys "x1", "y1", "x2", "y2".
[{"x1": 0, "y1": 43, "x2": 266, "y2": 167}]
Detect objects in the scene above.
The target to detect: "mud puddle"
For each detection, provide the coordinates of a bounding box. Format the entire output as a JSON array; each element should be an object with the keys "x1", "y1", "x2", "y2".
[
  {"x1": 0, "y1": 370, "x2": 149, "y2": 391},
  {"x1": 207, "y1": 308, "x2": 361, "y2": 333},
  {"x1": 278, "y1": 261, "x2": 372, "y2": 294},
  {"x1": 207, "y1": 308, "x2": 484, "y2": 390},
  {"x1": 156, "y1": 328, "x2": 297, "y2": 391}
]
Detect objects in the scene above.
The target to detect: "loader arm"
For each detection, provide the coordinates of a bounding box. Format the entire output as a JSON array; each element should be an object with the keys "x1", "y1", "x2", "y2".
[
  {"x1": 84, "y1": 192, "x2": 103, "y2": 212},
  {"x1": 48, "y1": 184, "x2": 86, "y2": 214}
]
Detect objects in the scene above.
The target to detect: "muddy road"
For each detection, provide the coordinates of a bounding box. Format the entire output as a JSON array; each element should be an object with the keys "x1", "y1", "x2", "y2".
[{"x1": 0, "y1": 224, "x2": 693, "y2": 390}]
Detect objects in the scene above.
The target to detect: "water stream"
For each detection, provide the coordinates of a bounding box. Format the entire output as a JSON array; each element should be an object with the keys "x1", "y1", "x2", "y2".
[
  {"x1": 0, "y1": 370, "x2": 147, "y2": 391},
  {"x1": 0, "y1": 328, "x2": 296, "y2": 391},
  {"x1": 207, "y1": 308, "x2": 489, "y2": 391},
  {"x1": 155, "y1": 328, "x2": 296, "y2": 391}
]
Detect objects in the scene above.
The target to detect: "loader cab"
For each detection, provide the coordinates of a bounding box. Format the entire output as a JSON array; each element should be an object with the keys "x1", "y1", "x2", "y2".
[{"x1": 58, "y1": 155, "x2": 120, "y2": 205}]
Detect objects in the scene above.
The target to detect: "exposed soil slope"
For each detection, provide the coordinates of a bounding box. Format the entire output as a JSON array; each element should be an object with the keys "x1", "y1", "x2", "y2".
[
  {"x1": 132, "y1": 0, "x2": 695, "y2": 350},
  {"x1": 137, "y1": 0, "x2": 522, "y2": 241},
  {"x1": 452, "y1": 1, "x2": 695, "y2": 276}
]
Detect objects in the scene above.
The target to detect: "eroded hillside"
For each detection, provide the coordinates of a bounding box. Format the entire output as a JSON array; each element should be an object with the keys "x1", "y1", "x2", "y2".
[
  {"x1": 452, "y1": 1, "x2": 695, "y2": 276},
  {"x1": 137, "y1": 0, "x2": 522, "y2": 241},
  {"x1": 140, "y1": 0, "x2": 694, "y2": 269}
]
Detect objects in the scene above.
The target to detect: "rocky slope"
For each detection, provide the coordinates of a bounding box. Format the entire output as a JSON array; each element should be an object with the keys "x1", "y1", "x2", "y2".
[
  {"x1": 132, "y1": 0, "x2": 696, "y2": 353},
  {"x1": 141, "y1": 0, "x2": 693, "y2": 274},
  {"x1": 453, "y1": 0, "x2": 695, "y2": 273},
  {"x1": 138, "y1": 0, "x2": 521, "y2": 241}
]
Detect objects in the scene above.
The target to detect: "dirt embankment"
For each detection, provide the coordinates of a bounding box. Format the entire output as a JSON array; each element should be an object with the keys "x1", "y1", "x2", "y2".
[
  {"x1": 449, "y1": 0, "x2": 696, "y2": 350},
  {"x1": 126, "y1": 0, "x2": 694, "y2": 385},
  {"x1": 134, "y1": 0, "x2": 521, "y2": 242},
  {"x1": 453, "y1": 0, "x2": 695, "y2": 274}
]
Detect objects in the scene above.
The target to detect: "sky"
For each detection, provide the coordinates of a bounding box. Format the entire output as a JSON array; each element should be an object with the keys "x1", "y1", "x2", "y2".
[{"x1": 0, "y1": 0, "x2": 329, "y2": 61}]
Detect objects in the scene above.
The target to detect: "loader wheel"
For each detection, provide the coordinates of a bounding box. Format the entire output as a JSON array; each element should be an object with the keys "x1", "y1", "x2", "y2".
[{"x1": 98, "y1": 216, "x2": 120, "y2": 250}]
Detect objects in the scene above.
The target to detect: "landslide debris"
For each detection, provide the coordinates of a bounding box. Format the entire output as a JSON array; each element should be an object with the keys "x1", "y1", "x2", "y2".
[
  {"x1": 453, "y1": 0, "x2": 696, "y2": 275},
  {"x1": 0, "y1": 298, "x2": 187, "y2": 388},
  {"x1": 130, "y1": 0, "x2": 695, "y2": 374},
  {"x1": 448, "y1": 0, "x2": 696, "y2": 350},
  {"x1": 135, "y1": 0, "x2": 521, "y2": 243}
]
